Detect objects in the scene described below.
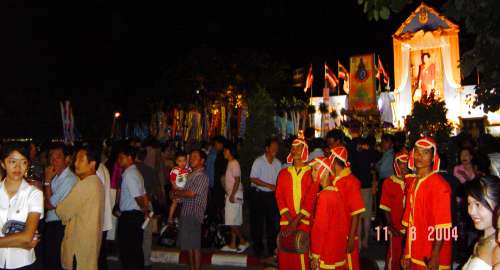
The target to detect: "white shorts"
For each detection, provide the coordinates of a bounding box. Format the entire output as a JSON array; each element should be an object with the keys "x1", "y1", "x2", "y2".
[{"x1": 224, "y1": 196, "x2": 243, "y2": 226}]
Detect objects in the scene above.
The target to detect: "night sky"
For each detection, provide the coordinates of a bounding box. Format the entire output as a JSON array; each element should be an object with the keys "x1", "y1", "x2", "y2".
[{"x1": 1, "y1": 0, "x2": 454, "y2": 139}]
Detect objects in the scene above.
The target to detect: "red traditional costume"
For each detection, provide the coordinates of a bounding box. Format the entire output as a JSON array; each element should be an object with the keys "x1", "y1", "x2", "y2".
[
  {"x1": 331, "y1": 147, "x2": 365, "y2": 270},
  {"x1": 276, "y1": 137, "x2": 317, "y2": 270},
  {"x1": 417, "y1": 63, "x2": 435, "y2": 98},
  {"x1": 310, "y1": 156, "x2": 348, "y2": 270},
  {"x1": 402, "y1": 137, "x2": 452, "y2": 269},
  {"x1": 379, "y1": 151, "x2": 408, "y2": 270}
]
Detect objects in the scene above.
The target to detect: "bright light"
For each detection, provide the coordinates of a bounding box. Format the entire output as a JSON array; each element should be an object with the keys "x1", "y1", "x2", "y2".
[{"x1": 114, "y1": 112, "x2": 121, "y2": 118}]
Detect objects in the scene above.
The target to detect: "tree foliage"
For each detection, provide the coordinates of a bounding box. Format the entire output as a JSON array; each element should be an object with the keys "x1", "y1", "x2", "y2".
[
  {"x1": 445, "y1": 0, "x2": 500, "y2": 112},
  {"x1": 357, "y1": 0, "x2": 500, "y2": 112},
  {"x1": 166, "y1": 48, "x2": 291, "y2": 110},
  {"x1": 405, "y1": 96, "x2": 453, "y2": 147},
  {"x1": 240, "y1": 86, "x2": 277, "y2": 180}
]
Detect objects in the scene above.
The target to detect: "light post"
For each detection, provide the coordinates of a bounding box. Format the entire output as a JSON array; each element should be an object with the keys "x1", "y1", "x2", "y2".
[{"x1": 111, "y1": 112, "x2": 121, "y2": 138}]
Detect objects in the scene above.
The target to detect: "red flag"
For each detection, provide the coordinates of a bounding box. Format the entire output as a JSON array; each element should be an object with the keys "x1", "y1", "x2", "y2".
[
  {"x1": 304, "y1": 64, "x2": 314, "y2": 92},
  {"x1": 324, "y1": 62, "x2": 338, "y2": 90},
  {"x1": 376, "y1": 56, "x2": 389, "y2": 84},
  {"x1": 338, "y1": 61, "x2": 349, "y2": 80}
]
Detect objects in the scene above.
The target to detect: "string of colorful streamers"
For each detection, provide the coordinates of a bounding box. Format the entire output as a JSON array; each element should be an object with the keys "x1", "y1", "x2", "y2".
[
  {"x1": 188, "y1": 111, "x2": 202, "y2": 142},
  {"x1": 225, "y1": 109, "x2": 231, "y2": 139},
  {"x1": 210, "y1": 110, "x2": 219, "y2": 138},
  {"x1": 202, "y1": 110, "x2": 209, "y2": 141},
  {"x1": 281, "y1": 112, "x2": 287, "y2": 139},
  {"x1": 184, "y1": 111, "x2": 193, "y2": 142},
  {"x1": 195, "y1": 111, "x2": 202, "y2": 141},
  {"x1": 220, "y1": 106, "x2": 226, "y2": 137},
  {"x1": 178, "y1": 110, "x2": 184, "y2": 139},
  {"x1": 294, "y1": 111, "x2": 301, "y2": 135},
  {"x1": 152, "y1": 105, "x2": 250, "y2": 142},
  {"x1": 236, "y1": 108, "x2": 241, "y2": 138},
  {"x1": 290, "y1": 112, "x2": 296, "y2": 137},
  {"x1": 301, "y1": 111, "x2": 307, "y2": 131},
  {"x1": 239, "y1": 107, "x2": 247, "y2": 138},
  {"x1": 132, "y1": 123, "x2": 148, "y2": 140},
  {"x1": 172, "y1": 108, "x2": 178, "y2": 138}
]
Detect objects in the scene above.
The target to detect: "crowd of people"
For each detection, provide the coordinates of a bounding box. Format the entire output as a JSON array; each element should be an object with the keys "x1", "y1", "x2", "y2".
[{"x1": 0, "y1": 126, "x2": 498, "y2": 270}]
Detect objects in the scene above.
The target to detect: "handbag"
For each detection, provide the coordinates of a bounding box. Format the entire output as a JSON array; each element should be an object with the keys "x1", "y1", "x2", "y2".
[
  {"x1": 277, "y1": 230, "x2": 309, "y2": 254},
  {"x1": 2, "y1": 220, "x2": 25, "y2": 235}
]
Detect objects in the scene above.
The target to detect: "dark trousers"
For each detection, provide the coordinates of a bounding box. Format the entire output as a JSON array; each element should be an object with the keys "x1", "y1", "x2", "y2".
[
  {"x1": 206, "y1": 186, "x2": 225, "y2": 226},
  {"x1": 118, "y1": 211, "x2": 144, "y2": 270},
  {"x1": 72, "y1": 256, "x2": 77, "y2": 270},
  {"x1": 43, "y1": 221, "x2": 65, "y2": 270},
  {"x1": 98, "y1": 231, "x2": 108, "y2": 270},
  {"x1": 250, "y1": 188, "x2": 279, "y2": 257}
]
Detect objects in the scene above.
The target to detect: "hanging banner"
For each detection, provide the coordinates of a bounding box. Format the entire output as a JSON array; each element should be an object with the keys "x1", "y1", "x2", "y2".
[
  {"x1": 60, "y1": 100, "x2": 75, "y2": 145},
  {"x1": 349, "y1": 54, "x2": 377, "y2": 111}
]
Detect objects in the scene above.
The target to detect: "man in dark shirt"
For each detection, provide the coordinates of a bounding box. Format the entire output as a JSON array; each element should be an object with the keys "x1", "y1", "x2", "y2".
[
  {"x1": 350, "y1": 136, "x2": 380, "y2": 249},
  {"x1": 172, "y1": 149, "x2": 209, "y2": 270},
  {"x1": 212, "y1": 136, "x2": 227, "y2": 224}
]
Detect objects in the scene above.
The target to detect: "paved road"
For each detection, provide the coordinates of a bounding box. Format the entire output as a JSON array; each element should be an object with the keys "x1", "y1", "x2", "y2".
[
  {"x1": 108, "y1": 261, "x2": 259, "y2": 270},
  {"x1": 106, "y1": 233, "x2": 387, "y2": 270}
]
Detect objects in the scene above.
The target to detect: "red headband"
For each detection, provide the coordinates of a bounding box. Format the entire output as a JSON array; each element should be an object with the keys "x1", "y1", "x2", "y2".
[
  {"x1": 408, "y1": 137, "x2": 440, "y2": 173},
  {"x1": 309, "y1": 156, "x2": 334, "y2": 181},
  {"x1": 331, "y1": 146, "x2": 350, "y2": 167},
  {"x1": 393, "y1": 151, "x2": 409, "y2": 177},
  {"x1": 286, "y1": 138, "x2": 309, "y2": 164}
]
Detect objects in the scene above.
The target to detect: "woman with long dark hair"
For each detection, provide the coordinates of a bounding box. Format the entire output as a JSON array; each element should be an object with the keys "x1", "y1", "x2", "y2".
[
  {"x1": 462, "y1": 176, "x2": 500, "y2": 269},
  {"x1": 493, "y1": 206, "x2": 500, "y2": 270}
]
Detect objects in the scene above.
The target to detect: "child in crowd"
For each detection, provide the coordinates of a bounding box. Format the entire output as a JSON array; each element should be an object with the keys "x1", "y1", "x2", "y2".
[{"x1": 167, "y1": 151, "x2": 191, "y2": 225}]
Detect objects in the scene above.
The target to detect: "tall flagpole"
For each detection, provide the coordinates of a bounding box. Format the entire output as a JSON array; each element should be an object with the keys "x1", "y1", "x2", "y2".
[
  {"x1": 310, "y1": 63, "x2": 313, "y2": 102},
  {"x1": 324, "y1": 61, "x2": 326, "y2": 96},
  {"x1": 337, "y1": 60, "x2": 340, "y2": 96}
]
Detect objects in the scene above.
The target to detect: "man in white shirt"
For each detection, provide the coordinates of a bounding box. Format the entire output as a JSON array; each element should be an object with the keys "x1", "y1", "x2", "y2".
[
  {"x1": 116, "y1": 146, "x2": 150, "y2": 270},
  {"x1": 43, "y1": 144, "x2": 77, "y2": 270},
  {"x1": 96, "y1": 163, "x2": 112, "y2": 270},
  {"x1": 249, "y1": 138, "x2": 282, "y2": 258}
]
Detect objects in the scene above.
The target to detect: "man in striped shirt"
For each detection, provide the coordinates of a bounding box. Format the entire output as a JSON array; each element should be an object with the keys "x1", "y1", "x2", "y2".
[{"x1": 172, "y1": 149, "x2": 209, "y2": 270}]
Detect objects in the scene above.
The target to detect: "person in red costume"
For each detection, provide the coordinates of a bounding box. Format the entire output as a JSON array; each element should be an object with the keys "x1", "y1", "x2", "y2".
[
  {"x1": 276, "y1": 136, "x2": 317, "y2": 270},
  {"x1": 310, "y1": 156, "x2": 348, "y2": 270},
  {"x1": 379, "y1": 151, "x2": 409, "y2": 270},
  {"x1": 417, "y1": 53, "x2": 436, "y2": 99},
  {"x1": 331, "y1": 147, "x2": 366, "y2": 270},
  {"x1": 401, "y1": 137, "x2": 452, "y2": 270}
]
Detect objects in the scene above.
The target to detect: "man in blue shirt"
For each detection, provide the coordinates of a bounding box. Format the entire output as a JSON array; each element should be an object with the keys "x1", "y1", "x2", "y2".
[
  {"x1": 43, "y1": 144, "x2": 77, "y2": 270},
  {"x1": 249, "y1": 138, "x2": 282, "y2": 258},
  {"x1": 116, "y1": 146, "x2": 150, "y2": 270},
  {"x1": 206, "y1": 145, "x2": 217, "y2": 189},
  {"x1": 376, "y1": 134, "x2": 395, "y2": 181}
]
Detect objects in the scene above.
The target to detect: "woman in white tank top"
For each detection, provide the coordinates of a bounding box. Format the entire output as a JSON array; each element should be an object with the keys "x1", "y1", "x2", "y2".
[
  {"x1": 492, "y1": 206, "x2": 499, "y2": 270},
  {"x1": 462, "y1": 176, "x2": 500, "y2": 270}
]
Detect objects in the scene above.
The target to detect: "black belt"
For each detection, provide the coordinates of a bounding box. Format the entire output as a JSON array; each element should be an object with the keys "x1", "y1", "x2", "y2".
[
  {"x1": 121, "y1": 210, "x2": 143, "y2": 215},
  {"x1": 253, "y1": 187, "x2": 273, "y2": 193}
]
